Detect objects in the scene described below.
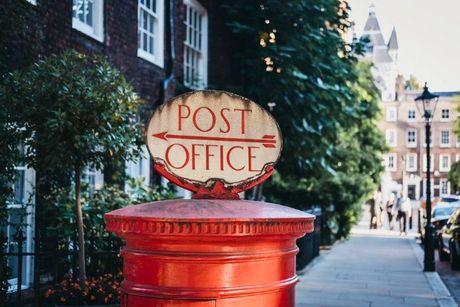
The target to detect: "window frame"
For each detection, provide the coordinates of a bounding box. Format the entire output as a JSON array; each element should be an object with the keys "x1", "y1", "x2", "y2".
[
  {"x1": 406, "y1": 129, "x2": 417, "y2": 148},
  {"x1": 441, "y1": 109, "x2": 450, "y2": 122},
  {"x1": 407, "y1": 109, "x2": 416, "y2": 122},
  {"x1": 137, "y1": 0, "x2": 165, "y2": 68},
  {"x1": 386, "y1": 107, "x2": 397, "y2": 122},
  {"x1": 183, "y1": 0, "x2": 208, "y2": 89},
  {"x1": 6, "y1": 155, "x2": 35, "y2": 291},
  {"x1": 440, "y1": 178, "x2": 450, "y2": 195},
  {"x1": 406, "y1": 153, "x2": 417, "y2": 172},
  {"x1": 125, "y1": 146, "x2": 151, "y2": 193},
  {"x1": 440, "y1": 130, "x2": 450, "y2": 148},
  {"x1": 386, "y1": 129, "x2": 397, "y2": 147},
  {"x1": 386, "y1": 153, "x2": 397, "y2": 172},
  {"x1": 82, "y1": 167, "x2": 103, "y2": 192},
  {"x1": 439, "y1": 154, "x2": 451, "y2": 172},
  {"x1": 72, "y1": 0, "x2": 104, "y2": 42}
]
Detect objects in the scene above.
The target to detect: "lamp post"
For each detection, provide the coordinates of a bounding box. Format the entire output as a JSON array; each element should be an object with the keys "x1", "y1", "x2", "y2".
[{"x1": 415, "y1": 83, "x2": 439, "y2": 272}]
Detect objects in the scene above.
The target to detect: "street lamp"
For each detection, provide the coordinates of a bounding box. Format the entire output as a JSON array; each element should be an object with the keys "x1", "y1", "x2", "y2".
[{"x1": 415, "y1": 83, "x2": 439, "y2": 272}]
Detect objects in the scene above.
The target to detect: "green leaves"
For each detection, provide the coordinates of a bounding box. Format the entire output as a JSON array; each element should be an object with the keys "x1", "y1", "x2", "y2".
[
  {"x1": 42, "y1": 181, "x2": 175, "y2": 278},
  {"x1": 220, "y1": 1, "x2": 386, "y2": 240},
  {"x1": 3, "y1": 50, "x2": 144, "y2": 172}
]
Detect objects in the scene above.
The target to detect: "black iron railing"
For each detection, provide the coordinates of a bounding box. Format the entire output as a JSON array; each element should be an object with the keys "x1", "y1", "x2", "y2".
[
  {"x1": 296, "y1": 208, "x2": 321, "y2": 271},
  {"x1": 0, "y1": 229, "x2": 120, "y2": 305}
]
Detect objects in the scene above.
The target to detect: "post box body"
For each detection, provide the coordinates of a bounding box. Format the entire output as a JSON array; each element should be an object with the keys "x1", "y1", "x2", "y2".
[{"x1": 106, "y1": 199, "x2": 314, "y2": 307}]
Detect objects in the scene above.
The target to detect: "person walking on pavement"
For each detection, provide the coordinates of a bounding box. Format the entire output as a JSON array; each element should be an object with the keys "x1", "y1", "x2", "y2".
[
  {"x1": 393, "y1": 192, "x2": 402, "y2": 231},
  {"x1": 369, "y1": 192, "x2": 378, "y2": 229},
  {"x1": 398, "y1": 196, "x2": 411, "y2": 235},
  {"x1": 377, "y1": 191, "x2": 385, "y2": 228},
  {"x1": 386, "y1": 193, "x2": 395, "y2": 230}
]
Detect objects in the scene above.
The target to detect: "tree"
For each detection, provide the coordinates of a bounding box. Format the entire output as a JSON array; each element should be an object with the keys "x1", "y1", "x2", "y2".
[
  {"x1": 404, "y1": 75, "x2": 421, "y2": 91},
  {"x1": 0, "y1": 1, "x2": 42, "y2": 302},
  {"x1": 450, "y1": 96, "x2": 460, "y2": 194},
  {"x1": 219, "y1": 0, "x2": 385, "y2": 239},
  {"x1": 2, "y1": 50, "x2": 144, "y2": 285},
  {"x1": 448, "y1": 161, "x2": 460, "y2": 194}
]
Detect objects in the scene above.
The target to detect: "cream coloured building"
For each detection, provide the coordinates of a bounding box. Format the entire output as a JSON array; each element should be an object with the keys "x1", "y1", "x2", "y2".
[{"x1": 361, "y1": 5, "x2": 459, "y2": 200}]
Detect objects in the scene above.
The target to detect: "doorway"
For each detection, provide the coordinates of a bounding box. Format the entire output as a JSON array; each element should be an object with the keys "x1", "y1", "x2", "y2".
[{"x1": 408, "y1": 185, "x2": 416, "y2": 200}]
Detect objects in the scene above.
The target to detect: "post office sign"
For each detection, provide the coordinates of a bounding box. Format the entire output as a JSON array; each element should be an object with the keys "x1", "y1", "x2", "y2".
[{"x1": 146, "y1": 91, "x2": 282, "y2": 199}]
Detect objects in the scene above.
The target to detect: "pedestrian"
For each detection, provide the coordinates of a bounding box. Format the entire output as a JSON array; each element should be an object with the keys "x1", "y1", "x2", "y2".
[
  {"x1": 386, "y1": 193, "x2": 395, "y2": 230},
  {"x1": 398, "y1": 196, "x2": 411, "y2": 235},
  {"x1": 369, "y1": 193, "x2": 377, "y2": 229},
  {"x1": 375, "y1": 191, "x2": 384, "y2": 228},
  {"x1": 379, "y1": 192, "x2": 387, "y2": 228}
]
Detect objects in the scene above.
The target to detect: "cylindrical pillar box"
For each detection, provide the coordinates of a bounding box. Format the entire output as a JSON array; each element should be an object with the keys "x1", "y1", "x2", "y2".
[{"x1": 106, "y1": 199, "x2": 314, "y2": 306}]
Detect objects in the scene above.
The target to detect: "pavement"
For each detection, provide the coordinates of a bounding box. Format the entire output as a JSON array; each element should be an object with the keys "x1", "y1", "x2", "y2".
[{"x1": 295, "y1": 208, "x2": 457, "y2": 307}]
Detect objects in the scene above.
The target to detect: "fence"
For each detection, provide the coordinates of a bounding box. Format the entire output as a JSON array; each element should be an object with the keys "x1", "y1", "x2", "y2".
[
  {"x1": 296, "y1": 207, "x2": 322, "y2": 271},
  {"x1": 0, "y1": 229, "x2": 121, "y2": 305},
  {"x1": 2, "y1": 210, "x2": 322, "y2": 303}
]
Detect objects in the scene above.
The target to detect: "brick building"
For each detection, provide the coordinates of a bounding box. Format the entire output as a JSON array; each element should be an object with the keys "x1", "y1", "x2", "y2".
[
  {"x1": 379, "y1": 91, "x2": 459, "y2": 200},
  {"x1": 3, "y1": 0, "x2": 233, "y2": 292},
  {"x1": 360, "y1": 5, "x2": 459, "y2": 202}
]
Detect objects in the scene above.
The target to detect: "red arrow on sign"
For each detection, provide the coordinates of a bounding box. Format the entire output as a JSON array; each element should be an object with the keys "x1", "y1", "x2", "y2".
[{"x1": 152, "y1": 132, "x2": 277, "y2": 148}]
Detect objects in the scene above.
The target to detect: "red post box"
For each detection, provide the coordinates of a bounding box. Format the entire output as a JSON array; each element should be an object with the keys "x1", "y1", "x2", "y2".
[
  {"x1": 106, "y1": 91, "x2": 315, "y2": 306},
  {"x1": 106, "y1": 199, "x2": 314, "y2": 306}
]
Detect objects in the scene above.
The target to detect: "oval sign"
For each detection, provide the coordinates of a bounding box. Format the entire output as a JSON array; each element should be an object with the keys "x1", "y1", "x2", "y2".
[{"x1": 146, "y1": 90, "x2": 282, "y2": 199}]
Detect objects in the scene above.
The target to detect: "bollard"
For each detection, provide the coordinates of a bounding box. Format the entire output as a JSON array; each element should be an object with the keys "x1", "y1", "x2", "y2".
[{"x1": 106, "y1": 199, "x2": 313, "y2": 306}]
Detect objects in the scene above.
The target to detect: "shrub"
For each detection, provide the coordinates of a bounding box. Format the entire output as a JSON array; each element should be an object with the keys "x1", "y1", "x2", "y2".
[{"x1": 44, "y1": 273, "x2": 122, "y2": 306}]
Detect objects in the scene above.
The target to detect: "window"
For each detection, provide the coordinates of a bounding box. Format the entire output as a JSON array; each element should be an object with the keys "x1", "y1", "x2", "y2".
[
  {"x1": 440, "y1": 130, "x2": 450, "y2": 147},
  {"x1": 406, "y1": 129, "x2": 416, "y2": 147},
  {"x1": 441, "y1": 109, "x2": 450, "y2": 121},
  {"x1": 386, "y1": 153, "x2": 397, "y2": 171},
  {"x1": 138, "y1": 0, "x2": 165, "y2": 67},
  {"x1": 386, "y1": 129, "x2": 397, "y2": 147},
  {"x1": 423, "y1": 154, "x2": 434, "y2": 172},
  {"x1": 406, "y1": 154, "x2": 417, "y2": 172},
  {"x1": 125, "y1": 146, "x2": 151, "y2": 191},
  {"x1": 183, "y1": 0, "x2": 208, "y2": 88},
  {"x1": 439, "y1": 154, "x2": 451, "y2": 172},
  {"x1": 440, "y1": 179, "x2": 450, "y2": 195},
  {"x1": 72, "y1": 0, "x2": 104, "y2": 42},
  {"x1": 386, "y1": 107, "x2": 397, "y2": 122},
  {"x1": 13, "y1": 161, "x2": 26, "y2": 205},
  {"x1": 408, "y1": 110, "x2": 416, "y2": 121},
  {"x1": 83, "y1": 167, "x2": 103, "y2": 192},
  {"x1": 6, "y1": 144, "x2": 34, "y2": 291},
  {"x1": 386, "y1": 107, "x2": 397, "y2": 121}
]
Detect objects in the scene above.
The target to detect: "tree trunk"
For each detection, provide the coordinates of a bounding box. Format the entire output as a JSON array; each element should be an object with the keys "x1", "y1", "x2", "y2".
[{"x1": 74, "y1": 166, "x2": 86, "y2": 286}]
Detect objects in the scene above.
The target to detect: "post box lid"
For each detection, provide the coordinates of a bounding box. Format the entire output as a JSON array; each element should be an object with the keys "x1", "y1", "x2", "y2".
[{"x1": 105, "y1": 200, "x2": 314, "y2": 237}]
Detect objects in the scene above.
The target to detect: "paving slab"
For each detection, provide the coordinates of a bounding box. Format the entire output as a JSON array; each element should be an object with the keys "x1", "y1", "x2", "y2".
[{"x1": 295, "y1": 210, "x2": 444, "y2": 306}]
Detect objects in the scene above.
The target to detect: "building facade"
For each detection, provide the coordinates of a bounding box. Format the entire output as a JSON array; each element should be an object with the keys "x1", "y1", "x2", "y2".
[
  {"x1": 379, "y1": 92, "x2": 459, "y2": 200},
  {"x1": 360, "y1": 5, "x2": 459, "y2": 201},
  {"x1": 3, "y1": 0, "x2": 232, "y2": 292}
]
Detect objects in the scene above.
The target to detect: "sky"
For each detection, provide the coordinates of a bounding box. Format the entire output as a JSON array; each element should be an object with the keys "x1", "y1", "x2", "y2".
[{"x1": 348, "y1": 0, "x2": 460, "y2": 92}]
